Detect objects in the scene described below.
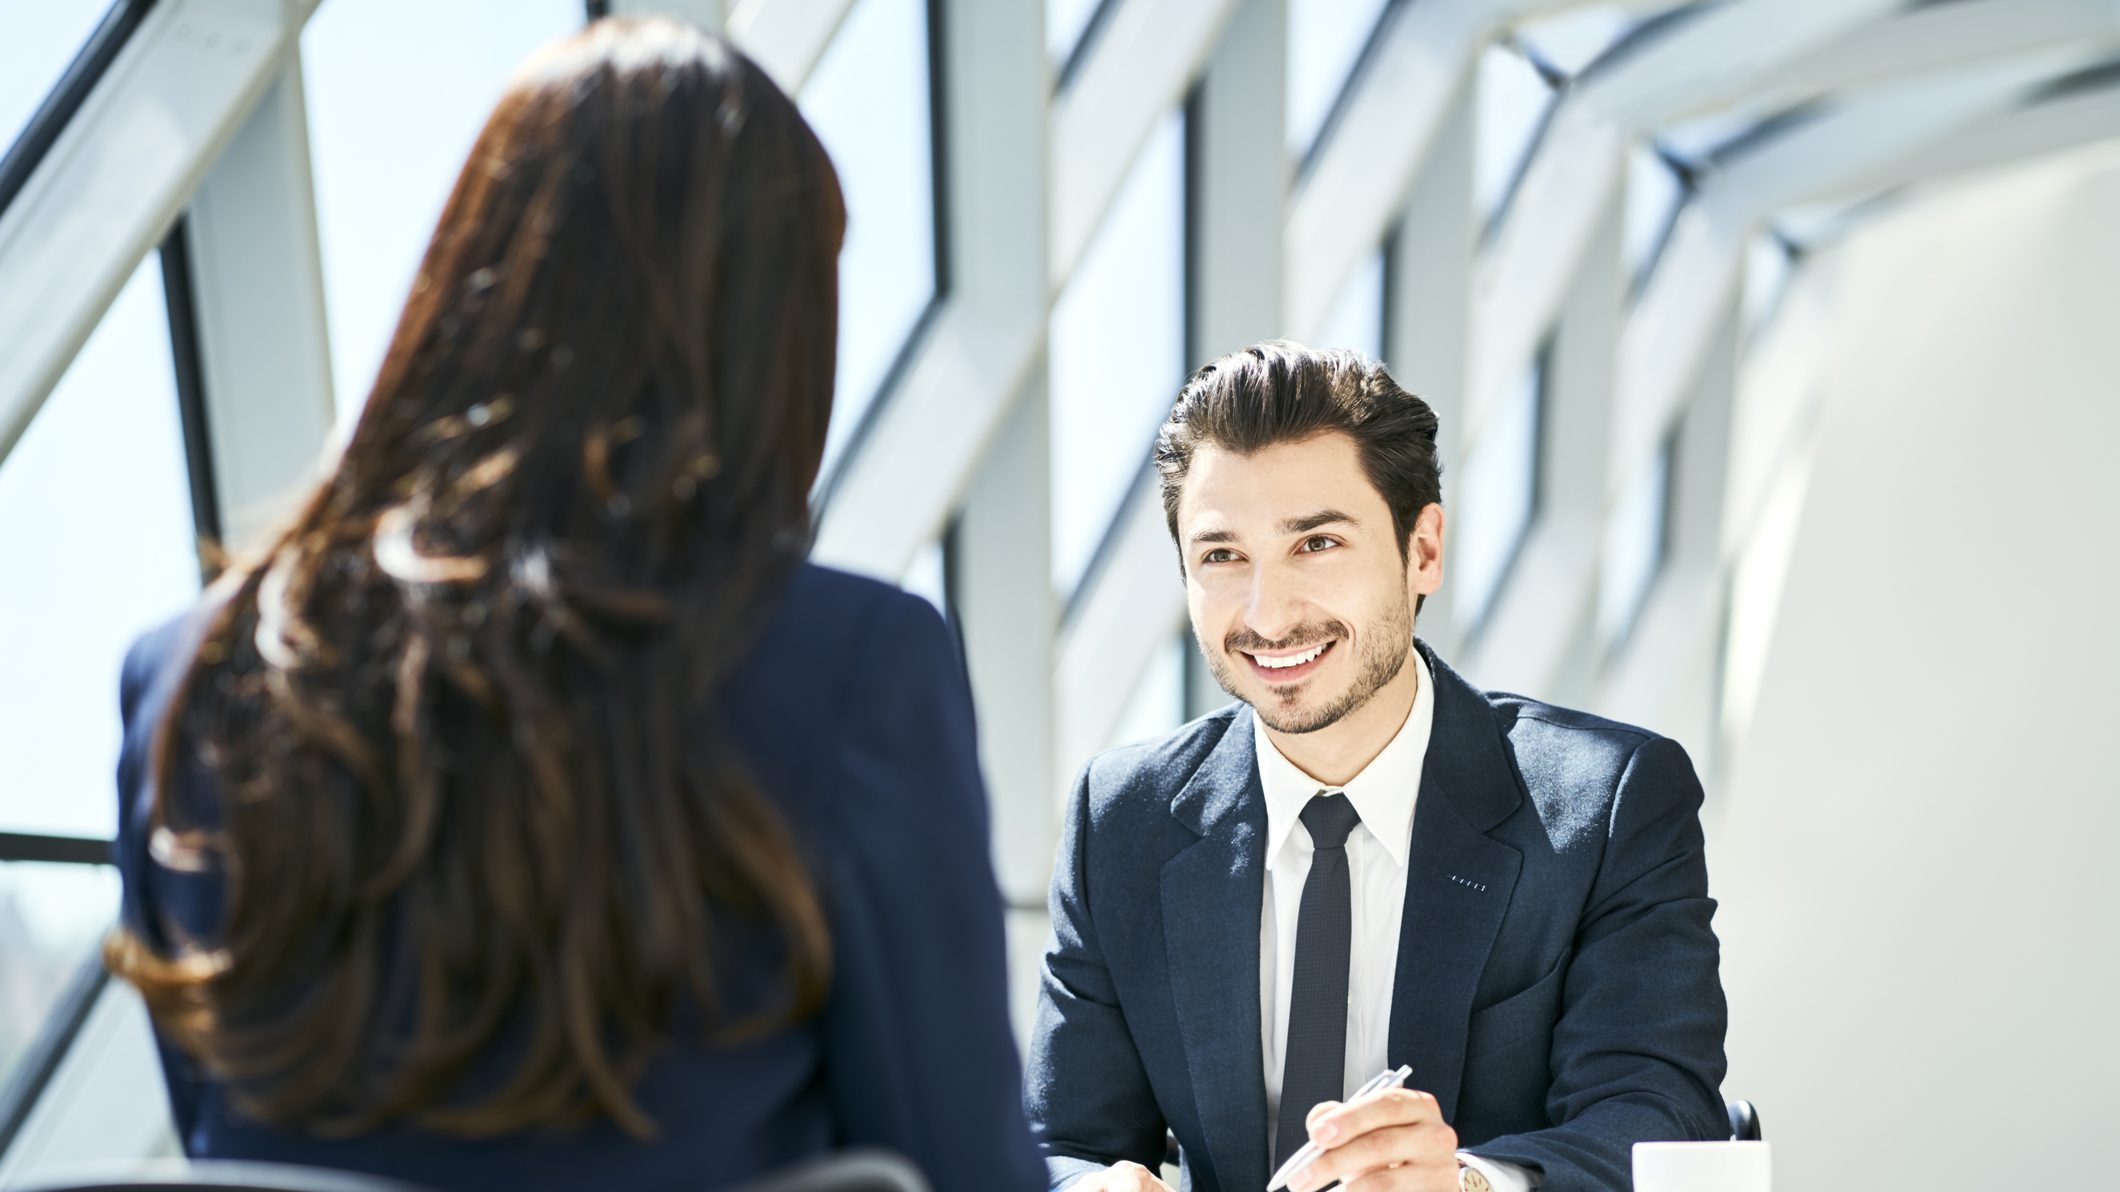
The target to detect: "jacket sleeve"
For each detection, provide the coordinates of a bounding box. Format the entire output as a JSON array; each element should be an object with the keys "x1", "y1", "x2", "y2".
[
  {"x1": 1022, "y1": 763, "x2": 1168, "y2": 1189},
  {"x1": 816, "y1": 591, "x2": 1047, "y2": 1192},
  {"x1": 1462, "y1": 736, "x2": 1730, "y2": 1191},
  {"x1": 112, "y1": 616, "x2": 213, "y2": 1148}
]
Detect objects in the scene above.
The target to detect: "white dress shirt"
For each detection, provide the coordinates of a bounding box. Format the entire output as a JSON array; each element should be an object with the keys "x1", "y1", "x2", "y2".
[{"x1": 1254, "y1": 651, "x2": 1535, "y2": 1192}]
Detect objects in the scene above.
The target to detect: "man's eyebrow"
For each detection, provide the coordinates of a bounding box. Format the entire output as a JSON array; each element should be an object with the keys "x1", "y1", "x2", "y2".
[
  {"x1": 1188, "y1": 528, "x2": 1238, "y2": 546},
  {"x1": 1281, "y1": 509, "x2": 1357, "y2": 534}
]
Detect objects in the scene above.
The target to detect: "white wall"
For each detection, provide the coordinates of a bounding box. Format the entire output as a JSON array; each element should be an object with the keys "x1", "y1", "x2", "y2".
[{"x1": 1708, "y1": 142, "x2": 2120, "y2": 1190}]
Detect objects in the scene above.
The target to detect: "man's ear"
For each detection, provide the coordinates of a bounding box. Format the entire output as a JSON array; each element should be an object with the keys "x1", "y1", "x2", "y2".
[{"x1": 1408, "y1": 502, "x2": 1444, "y2": 599}]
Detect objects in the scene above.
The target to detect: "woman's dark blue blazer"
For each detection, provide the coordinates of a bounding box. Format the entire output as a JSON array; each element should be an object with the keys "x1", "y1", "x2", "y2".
[{"x1": 114, "y1": 561, "x2": 1047, "y2": 1192}]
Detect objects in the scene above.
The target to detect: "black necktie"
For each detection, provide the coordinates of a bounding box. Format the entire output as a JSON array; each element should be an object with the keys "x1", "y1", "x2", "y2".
[{"x1": 1275, "y1": 791, "x2": 1363, "y2": 1167}]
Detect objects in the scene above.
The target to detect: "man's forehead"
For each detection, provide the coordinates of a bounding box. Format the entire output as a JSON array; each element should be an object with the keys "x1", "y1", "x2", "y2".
[{"x1": 1178, "y1": 436, "x2": 1383, "y2": 532}]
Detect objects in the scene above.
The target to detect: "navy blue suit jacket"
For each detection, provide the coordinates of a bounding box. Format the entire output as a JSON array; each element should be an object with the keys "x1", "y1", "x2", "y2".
[
  {"x1": 115, "y1": 562, "x2": 1046, "y2": 1192},
  {"x1": 1024, "y1": 643, "x2": 1727, "y2": 1191}
]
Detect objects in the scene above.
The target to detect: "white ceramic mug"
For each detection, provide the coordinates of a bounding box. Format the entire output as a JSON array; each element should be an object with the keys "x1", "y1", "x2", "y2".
[{"x1": 1631, "y1": 1141, "x2": 1771, "y2": 1192}]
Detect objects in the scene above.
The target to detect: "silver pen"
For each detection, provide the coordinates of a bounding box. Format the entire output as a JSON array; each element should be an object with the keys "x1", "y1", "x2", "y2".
[{"x1": 1263, "y1": 1064, "x2": 1414, "y2": 1192}]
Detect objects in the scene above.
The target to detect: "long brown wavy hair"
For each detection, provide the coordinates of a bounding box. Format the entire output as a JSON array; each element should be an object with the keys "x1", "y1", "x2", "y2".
[{"x1": 106, "y1": 17, "x2": 842, "y2": 1139}]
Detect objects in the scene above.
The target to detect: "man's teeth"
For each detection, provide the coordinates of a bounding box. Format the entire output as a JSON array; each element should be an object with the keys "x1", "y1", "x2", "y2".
[{"x1": 1252, "y1": 642, "x2": 1328, "y2": 669}]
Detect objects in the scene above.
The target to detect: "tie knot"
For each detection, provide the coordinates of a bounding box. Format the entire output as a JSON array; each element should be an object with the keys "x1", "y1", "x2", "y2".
[{"x1": 1299, "y1": 792, "x2": 1361, "y2": 849}]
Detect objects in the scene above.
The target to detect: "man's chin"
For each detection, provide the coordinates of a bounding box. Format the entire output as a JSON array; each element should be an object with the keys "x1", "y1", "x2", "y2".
[{"x1": 1252, "y1": 689, "x2": 1347, "y2": 735}]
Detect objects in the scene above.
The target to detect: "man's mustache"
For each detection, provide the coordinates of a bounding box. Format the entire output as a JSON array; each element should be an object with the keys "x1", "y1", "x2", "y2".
[{"x1": 1224, "y1": 622, "x2": 1347, "y2": 654}]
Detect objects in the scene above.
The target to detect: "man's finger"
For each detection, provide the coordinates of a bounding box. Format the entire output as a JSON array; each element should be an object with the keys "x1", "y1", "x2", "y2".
[
  {"x1": 1305, "y1": 1099, "x2": 1344, "y2": 1130},
  {"x1": 1103, "y1": 1160, "x2": 1173, "y2": 1192},
  {"x1": 1289, "y1": 1124, "x2": 1452, "y2": 1191},
  {"x1": 1309, "y1": 1087, "x2": 1442, "y2": 1146},
  {"x1": 1342, "y1": 1160, "x2": 1455, "y2": 1192}
]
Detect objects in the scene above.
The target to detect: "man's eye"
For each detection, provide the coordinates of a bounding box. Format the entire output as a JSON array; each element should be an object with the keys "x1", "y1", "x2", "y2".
[
  {"x1": 1299, "y1": 536, "x2": 1339, "y2": 553},
  {"x1": 1202, "y1": 549, "x2": 1238, "y2": 565}
]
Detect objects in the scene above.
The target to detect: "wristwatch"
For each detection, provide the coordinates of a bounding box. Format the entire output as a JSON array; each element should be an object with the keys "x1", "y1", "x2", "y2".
[{"x1": 1458, "y1": 1160, "x2": 1493, "y2": 1192}]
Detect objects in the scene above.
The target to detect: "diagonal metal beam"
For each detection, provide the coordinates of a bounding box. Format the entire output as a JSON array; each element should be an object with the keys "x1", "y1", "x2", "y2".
[
  {"x1": 1802, "y1": 80, "x2": 2120, "y2": 213},
  {"x1": 1716, "y1": 0, "x2": 2120, "y2": 122},
  {"x1": 1285, "y1": 0, "x2": 1487, "y2": 340},
  {"x1": 723, "y1": 0, "x2": 860, "y2": 93},
  {"x1": 1285, "y1": 0, "x2": 1670, "y2": 345},
  {"x1": 812, "y1": 0, "x2": 1049, "y2": 580},
  {"x1": 1049, "y1": 0, "x2": 1238, "y2": 294},
  {"x1": 181, "y1": 60, "x2": 337, "y2": 547},
  {"x1": 1465, "y1": 0, "x2": 1898, "y2": 449},
  {"x1": 1615, "y1": 40, "x2": 2119, "y2": 495},
  {"x1": 0, "y1": 0, "x2": 320, "y2": 468},
  {"x1": 1055, "y1": 0, "x2": 1287, "y2": 775}
]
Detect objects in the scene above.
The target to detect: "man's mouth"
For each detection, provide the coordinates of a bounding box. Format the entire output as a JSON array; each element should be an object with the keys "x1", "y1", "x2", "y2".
[{"x1": 1241, "y1": 640, "x2": 1336, "y2": 683}]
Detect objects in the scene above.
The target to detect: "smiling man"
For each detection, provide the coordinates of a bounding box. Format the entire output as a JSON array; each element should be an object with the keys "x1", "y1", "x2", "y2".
[{"x1": 1024, "y1": 342, "x2": 1728, "y2": 1192}]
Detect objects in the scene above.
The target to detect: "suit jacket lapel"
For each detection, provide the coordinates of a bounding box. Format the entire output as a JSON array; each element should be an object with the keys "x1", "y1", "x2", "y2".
[
  {"x1": 1388, "y1": 643, "x2": 1525, "y2": 1124},
  {"x1": 1162, "y1": 712, "x2": 1270, "y2": 1192}
]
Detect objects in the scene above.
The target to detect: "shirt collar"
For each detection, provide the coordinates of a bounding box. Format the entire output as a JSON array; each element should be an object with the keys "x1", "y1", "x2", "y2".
[{"x1": 1253, "y1": 649, "x2": 1434, "y2": 871}]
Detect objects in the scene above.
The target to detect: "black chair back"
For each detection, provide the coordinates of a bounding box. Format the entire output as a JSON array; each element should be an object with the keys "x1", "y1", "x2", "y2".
[
  {"x1": 733, "y1": 1151, "x2": 930, "y2": 1192},
  {"x1": 12, "y1": 1160, "x2": 434, "y2": 1192},
  {"x1": 19, "y1": 1151, "x2": 930, "y2": 1192},
  {"x1": 1726, "y1": 1098, "x2": 1762, "y2": 1142}
]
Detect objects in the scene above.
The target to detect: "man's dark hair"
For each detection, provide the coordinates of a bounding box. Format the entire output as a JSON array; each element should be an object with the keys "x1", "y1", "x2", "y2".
[{"x1": 1154, "y1": 340, "x2": 1443, "y2": 583}]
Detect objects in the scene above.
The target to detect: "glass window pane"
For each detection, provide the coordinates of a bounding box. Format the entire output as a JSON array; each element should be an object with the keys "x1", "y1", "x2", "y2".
[
  {"x1": 803, "y1": 0, "x2": 939, "y2": 483},
  {"x1": 1474, "y1": 44, "x2": 1556, "y2": 229},
  {"x1": 0, "y1": 864, "x2": 122, "y2": 1097},
  {"x1": 1598, "y1": 436, "x2": 1671, "y2": 647},
  {"x1": 1623, "y1": 143, "x2": 1684, "y2": 285},
  {"x1": 901, "y1": 536, "x2": 948, "y2": 619},
  {"x1": 1049, "y1": 109, "x2": 1186, "y2": 597},
  {"x1": 1314, "y1": 245, "x2": 1386, "y2": 361},
  {"x1": 0, "y1": 254, "x2": 199, "y2": 840},
  {"x1": 1048, "y1": 0, "x2": 1107, "y2": 68},
  {"x1": 1286, "y1": 0, "x2": 1393, "y2": 157},
  {"x1": 0, "y1": 2, "x2": 113, "y2": 167},
  {"x1": 1109, "y1": 632, "x2": 1188, "y2": 750},
  {"x1": 1453, "y1": 351, "x2": 1542, "y2": 634},
  {"x1": 302, "y1": 0, "x2": 583, "y2": 433}
]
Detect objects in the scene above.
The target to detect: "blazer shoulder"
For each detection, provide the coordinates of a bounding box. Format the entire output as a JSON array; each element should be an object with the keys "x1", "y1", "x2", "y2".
[
  {"x1": 1075, "y1": 705, "x2": 1244, "y2": 821},
  {"x1": 1489, "y1": 692, "x2": 1658, "y2": 750},
  {"x1": 121, "y1": 601, "x2": 227, "y2": 739},
  {"x1": 1486, "y1": 693, "x2": 1672, "y2": 849},
  {"x1": 778, "y1": 560, "x2": 933, "y2": 627},
  {"x1": 751, "y1": 561, "x2": 950, "y2": 674}
]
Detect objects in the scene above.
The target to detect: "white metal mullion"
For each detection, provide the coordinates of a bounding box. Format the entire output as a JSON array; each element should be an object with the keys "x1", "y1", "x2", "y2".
[
  {"x1": 1616, "y1": 42, "x2": 2117, "y2": 497},
  {"x1": 721, "y1": 0, "x2": 859, "y2": 92},
  {"x1": 1053, "y1": 0, "x2": 1287, "y2": 782},
  {"x1": 1575, "y1": 0, "x2": 1901, "y2": 129},
  {"x1": 1702, "y1": 0, "x2": 2118, "y2": 129},
  {"x1": 810, "y1": 0, "x2": 1049, "y2": 580},
  {"x1": 1049, "y1": 0, "x2": 1240, "y2": 292},
  {"x1": 182, "y1": 57, "x2": 337, "y2": 548},
  {"x1": 1282, "y1": 0, "x2": 1620, "y2": 344},
  {"x1": 1285, "y1": 0, "x2": 1485, "y2": 341},
  {"x1": 1054, "y1": 486, "x2": 1185, "y2": 778},
  {"x1": 956, "y1": 370, "x2": 1062, "y2": 907},
  {"x1": 1464, "y1": 0, "x2": 1897, "y2": 460},
  {"x1": 0, "y1": 0, "x2": 317, "y2": 466},
  {"x1": 1390, "y1": 74, "x2": 1478, "y2": 657},
  {"x1": 1462, "y1": 193, "x2": 1624, "y2": 704},
  {"x1": 1595, "y1": 291, "x2": 1739, "y2": 763},
  {"x1": 0, "y1": 984, "x2": 171, "y2": 1184},
  {"x1": 1797, "y1": 83, "x2": 2120, "y2": 216}
]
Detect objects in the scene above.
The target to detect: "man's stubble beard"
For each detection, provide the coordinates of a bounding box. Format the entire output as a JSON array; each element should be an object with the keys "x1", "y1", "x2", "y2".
[{"x1": 1198, "y1": 591, "x2": 1415, "y2": 735}]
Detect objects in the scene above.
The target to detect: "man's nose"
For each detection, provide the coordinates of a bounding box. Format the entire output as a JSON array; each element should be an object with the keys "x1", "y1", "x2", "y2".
[{"x1": 1242, "y1": 567, "x2": 1306, "y2": 646}]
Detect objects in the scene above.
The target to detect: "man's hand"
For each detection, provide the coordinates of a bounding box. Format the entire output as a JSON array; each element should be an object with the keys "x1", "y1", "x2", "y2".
[
  {"x1": 1070, "y1": 1160, "x2": 1176, "y2": 1192},
  {"x1": 1285, "y1": 1088, "x2": 1460, "y2": 1192}
]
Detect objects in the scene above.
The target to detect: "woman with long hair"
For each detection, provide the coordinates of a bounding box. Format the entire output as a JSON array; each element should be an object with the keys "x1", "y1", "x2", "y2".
[{"x1": 107, "y1": 18, "x2": 1042, "y2": 1191}]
